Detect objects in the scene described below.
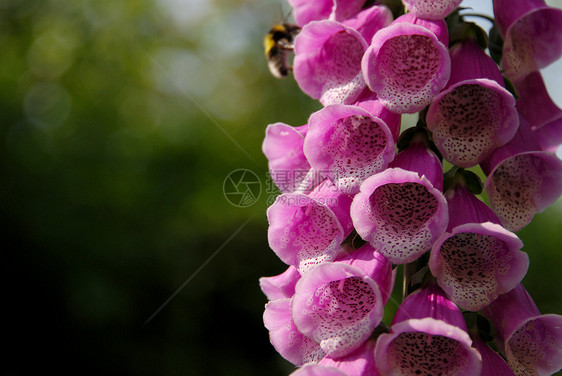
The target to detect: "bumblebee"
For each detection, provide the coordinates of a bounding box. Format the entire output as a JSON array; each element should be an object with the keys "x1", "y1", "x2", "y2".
[{"x1": 264, "y1": 23, "x2": 300, "y2": 79}]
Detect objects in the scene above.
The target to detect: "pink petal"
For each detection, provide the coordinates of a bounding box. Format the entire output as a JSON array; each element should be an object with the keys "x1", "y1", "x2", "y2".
[
  {"x1": 498, "y1": 5, "x2": 562, "y2": 82},
  {"x1": 444, "y1": 183, "x2": 500, "y2": 230},
  {"x1": 429, "y1": 222, "x2": 528, "y2": 311},
  {"x1": 483, "y1": 285, "x2": 562, "y2": 375},
  {"x1": 259, "y1": 265, "x2": 301, "y2": 301},
  {"x1": 484, "y1": 150, "x2": 562, "y2": 232},
  {"x1": 471, "y1": 336, "x2": 516, "y2": 376},
  {"x1": 482, "y1": 284, "x2": 542, "y2": 341},
  {"x1": 515, "y1": 71, "x2": 562, "y2": 129},
  {"x1": 288, "y1": 0, "x2": 333, "y2": 27},
  {"x1": 351, "y1": 168, "x2": 448, "y2": 264},
  {"x1": 392, "y1": 283, "x2": 467, "y2": 329},
  {"x1": 294, "y1": 20, "x2": 368, "y2": 105},
  {"x1": 319, "y1": 339, "x2": 380, "y2": 376},
  {"x1": 388, "y1": 134, "x2": 444, "y2": 191},
  {"x1": 362, "y1": 18, "x2": 451, "y2": 113},
  {"x1": 303, "y1": 104, "x2": 396, "y2": 194},
  {"x1": 336, "y1": 244, "x2": 395, "y2": 304},
  {"x1": 426, "y1": 41, "x2": 518, "y2": 168},
  {"x1": 342, "y1": 5, "x2": 393, "y2": 44},
  {"x1": 375, "y1": 318, "x2": 482, "y2": 376},
  {"x1": 402, "y1": 0, "x2": 463, "y2": 20},
  {"x1": 263, "y1": 122, "x2": 310, "y2": 193},
  {"x1": 355, "y1": 98, "x2": 402, "y2": 143},
  {"x1": 267, "y1": 181, "x2": 353, "y2": 272},
  {"x1": 291, "y1": 263, "x2": 384, "y2": 358},
  {"x1": 264, "y1": 299, "x2": 326, "y2": 366},
  {"x1": 534, "y1": 116, "x2": 562, "y2": 152},
  {"x1": 504, "y1": 314, "x2": 562, "y2": 375}
]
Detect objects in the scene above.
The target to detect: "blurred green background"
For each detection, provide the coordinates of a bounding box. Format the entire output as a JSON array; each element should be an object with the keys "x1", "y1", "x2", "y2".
[{"x1": 1, "y1": 0, "x2": 561, "y2": 375}]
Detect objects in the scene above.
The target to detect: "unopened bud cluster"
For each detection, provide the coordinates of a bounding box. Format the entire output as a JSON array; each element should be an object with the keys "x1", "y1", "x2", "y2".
[{"x1": 260, "y1": 0, "x2": 562, "y2": 375}]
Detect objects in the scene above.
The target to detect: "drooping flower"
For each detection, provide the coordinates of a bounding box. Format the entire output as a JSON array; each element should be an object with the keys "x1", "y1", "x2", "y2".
[
  {"x1": 302, "y1": 103, "x2": 396, "y2": 195},
  {"x1": 426, "y1": 39, "x2": 519, "y2": 167},
  {"x1": 288, "y1": 0, "x2": 333, "y2": 27},
  {"x1": 291, "y1": 261, "x2": 385, "y2": 358},
  {"x1": 354, "y1": 98, "x2": 402, "y2": 143},
  {"x1": 482, "y1": 284, "x2": 562, "y2": 375},
  {"x1": 533, "y1": 118, "x2": 562, "y2": 153},
  {"x1": 514, "y1": 71, "x2": 560, "y2": 130},
  {"x1": 267, "y1": 179, "x2": 354, "y2": 272},
  {"x1": 350, "y1": 135, "x2": 448, "y2": 264},
  {"x1": 264, "y1": 298, "x2": 326, "y2": 366},
  {"x1": 471, "y1": 336, "x2": 516, "y2": 376},
  {"x1": 480, "y1": 116, "x2": 562, "y2": 232},
  {"x1": 263, "y1": 122, "x2": 311, "y2": 193},
  {"x1": 288, "y1": 0, "x2": 366, "y2": 27},
  {"x1": 514, "y1": 71, "x2": 562, "y2": 152},
  {"x1": 318, "y1": 339, "x2": 381, "y2": 376},
  {"x1": 336, "y1": 243, "x2": 395, "y2": 305},
  {"x1": 294, "y1": 18, "x2": 385, "y2": 106},
  {"x1": 388, "y1": 128, "x2": 444, "y2": 191},
  {"x1": 402, "y1": 0, "x2": 463, "y2": 20},
  {"x1": 362, "y1": 13, "x2": 451, "y2": 113},
  {"x1": 492, "y1": 0, "x2": 562, "y2": 82},
  {"x1": 259, "y1": 265, "x2": 301, "y2": 301},
  {"x1": 341, "y1": 5, "x2": 394, "y2": 46},
  {"x1": 374, "y1": 283, "x2": 482, "y2": 375},
  {"x1": 429, "y1": 179, "x2": 529, "y2": 311}
]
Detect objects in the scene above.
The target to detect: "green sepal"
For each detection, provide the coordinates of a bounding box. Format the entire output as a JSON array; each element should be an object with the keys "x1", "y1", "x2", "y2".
[
  {"x1": 443, "y1": 167, "x2": 484, "y2": 195},
  {"x1": 463, "y1": 312, "x2": 496, "y2": 342},
  {"x1": 488, "y1": 24, "x2": 504, "y2": 65}
]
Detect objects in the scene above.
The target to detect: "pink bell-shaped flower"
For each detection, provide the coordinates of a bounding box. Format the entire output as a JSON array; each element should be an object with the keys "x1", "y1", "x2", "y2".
[
  {"x1": 263, "y1": 123, "x2": 310, "y2": 193},
  {"x1": 291, "y1": 261, "x2": 385, "y2": 358},
  {"x1": 362, "y1": 13, "x2": 451, "y2": 113},
  {"x1": 480, "y1": 115, "x2": 562, "y2": 231},
  {"x1": 350, "y1": 133, "x2": 448, "y2": 264},
  {"x1": 402, "y1": 0, "x2": 463, "y2": 20},
  {"x1": 303, "y1": 103, "x2": 396, "y2": 195},
  {"x1": 492, "y1": 0, "x2": 562, "y2": 82},
  {"x1": 294, "y1": 19, "x2": 380, "y2": 106},
  {"x1": 514, "y1": 71, "x2": 562, "y2": 152},
  {"x1": 264, "y1": 298, "x2": 326, "y2": 366},
  {"x1": 426, "y1": 39, "x2": 519, "y2": 167},
  {"x1": 374, "y1": 283, "x2": 482, "y2": 375},
  {"x1": 482, "y1": 284, "x2": 562, "y2": 375},
  {"x1": 429, "y1": 180, "x2": 529, "y2": 311},
  {"x1": 267, "y1": 179, "x2": 354, "y2": 272}
]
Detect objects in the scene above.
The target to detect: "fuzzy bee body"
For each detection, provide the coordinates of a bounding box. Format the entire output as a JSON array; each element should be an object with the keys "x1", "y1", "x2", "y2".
[{"x1": 264, "y1": 23, "x2": 300, "y2": 79}]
